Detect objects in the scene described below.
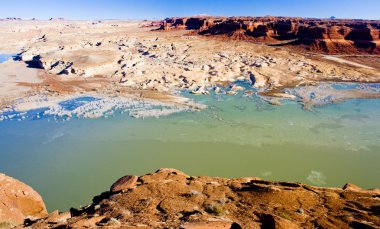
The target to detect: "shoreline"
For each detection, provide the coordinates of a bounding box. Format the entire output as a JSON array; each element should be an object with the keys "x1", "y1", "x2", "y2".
[
  {"x1": 0, "y1": 91, "x2": 206, "y2": 121},
  {"x1": 1, "y1": 20, "x2": 380, "y2": 121},
  {"x1": 1, "y1": 80, "x2": 380, "y2": 122}
]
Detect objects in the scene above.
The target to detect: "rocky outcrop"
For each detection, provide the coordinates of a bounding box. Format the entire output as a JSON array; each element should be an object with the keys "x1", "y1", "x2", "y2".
[
  {"x1": 0, "y1": 173, "x2": 47, "y2": 227},
  {"x1": 160, "y1": 17, "x2": 220, "y2": 31},
  {"x1": 160, "y1": 16, "x2": 380, "y2": 54},
  {"x1": 29, "y1": 168, "x2": 380, "y2": 228}
]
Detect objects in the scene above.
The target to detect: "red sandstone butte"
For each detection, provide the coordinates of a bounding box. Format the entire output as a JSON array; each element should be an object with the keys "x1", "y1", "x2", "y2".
[{"x1": 159, "y1": 16, "x2": 380, "y2": 54}]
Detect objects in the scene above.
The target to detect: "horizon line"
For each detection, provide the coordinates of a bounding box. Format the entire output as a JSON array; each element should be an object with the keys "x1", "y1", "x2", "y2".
[{"x1": 1, "y1": 15, "x2": 379, "y2": 21}]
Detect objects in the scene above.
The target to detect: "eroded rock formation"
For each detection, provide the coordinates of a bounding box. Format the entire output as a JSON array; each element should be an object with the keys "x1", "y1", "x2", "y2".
[
  {"x1": 28, "y1": 169, "x2": 380, "y2": 228},
  {"x1": 0, "y1": 173, "x2": 47, "y2": 227},
  {"x1": 1, "y1": 20, "x2": 380, "y2": 117},
  {"x1": 160, "y1": 16, "x2": 380, "y2": 54}
]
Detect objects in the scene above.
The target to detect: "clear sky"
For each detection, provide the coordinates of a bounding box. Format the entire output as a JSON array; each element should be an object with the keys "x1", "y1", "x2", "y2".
[{"x1": 1, "y1": 0, "x2": 379, "y2": 20}]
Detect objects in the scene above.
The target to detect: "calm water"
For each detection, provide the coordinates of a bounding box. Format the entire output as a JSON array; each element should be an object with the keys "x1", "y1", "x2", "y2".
[
  {"x1": 1, "y1": 90, "x2": 380, "y2": 211},
  {"x1": 0, "y1": 53, "x2": 14, "y2": 63}
]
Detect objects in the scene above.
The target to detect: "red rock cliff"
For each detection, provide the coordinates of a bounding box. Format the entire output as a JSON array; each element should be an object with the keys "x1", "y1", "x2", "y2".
[{"x1": 160, "y1": 16, "x2": 380, "y2": 54}]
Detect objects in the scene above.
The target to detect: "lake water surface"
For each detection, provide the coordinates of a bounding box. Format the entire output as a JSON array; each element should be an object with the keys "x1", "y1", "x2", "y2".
[
  {"x1": 1, "y1": 88, "x2": 380, "y2": 211},
  {"x1": 0, "y1": 53, "x2": 14, "y2": 63}
]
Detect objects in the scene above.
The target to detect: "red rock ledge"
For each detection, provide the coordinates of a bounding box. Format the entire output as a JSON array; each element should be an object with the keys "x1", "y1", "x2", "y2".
[{"x1": 17, "y1": 168, "x2": 378, "y2": 228}]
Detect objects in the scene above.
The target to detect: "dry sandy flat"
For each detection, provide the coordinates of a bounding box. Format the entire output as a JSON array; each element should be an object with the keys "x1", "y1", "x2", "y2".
[
  {"x1": 0, "y1": 59, "x2": 41, "y2": 99},
  {"x1": 322, "y1": 55, "x2": 374, "y2": 69},
  {"x1": 340, "y1": 55, "x2": 380, "y2": 70},
  {"x1": 0, "y1": 20, "x2": 379, "y2": 113}
]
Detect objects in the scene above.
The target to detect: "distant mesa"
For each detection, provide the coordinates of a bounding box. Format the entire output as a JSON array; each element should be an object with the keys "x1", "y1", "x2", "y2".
[
  {"x1": 0, "y1": 17, "x2": 40, "y2": 21},
  {"x1": 0, "y1": 17, "x2": 66, "y2": 21},
  {"x1": 159, "y1": 16, "x2": 380, "y2": 54},
  {"x1": 140, "y1": 20, "x2": 162, "y2": 28},
  {"x1": 0, "y1": 17, "x2": 23, "y2": 21},
  {"x1": 49, "y1": 17, "x2": 65, "y2": 21}
]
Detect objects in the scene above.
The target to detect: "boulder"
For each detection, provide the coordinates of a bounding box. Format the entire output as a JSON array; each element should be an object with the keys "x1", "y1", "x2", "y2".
[
  {"x1": 0, "y1": 173, "x2": 47, "y2": 226},
  {"x1": 343, "y1": 183, "x2": 380, "y2": 194},
  {"x1": 110, "y1": 175, "x2": 138, "y2": 193},
  {"x1": 258, "y1": 213, "x2": 299, "y2": 229}
]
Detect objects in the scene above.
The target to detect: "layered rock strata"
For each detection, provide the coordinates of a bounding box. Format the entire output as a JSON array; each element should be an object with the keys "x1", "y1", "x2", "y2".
[{"x1": 160, "y1": 16, "x2": 380, "y2": 54}]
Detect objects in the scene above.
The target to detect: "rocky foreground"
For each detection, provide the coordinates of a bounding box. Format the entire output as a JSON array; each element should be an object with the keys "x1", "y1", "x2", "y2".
[{"x1": 1, "y1": 169, "x2": 379, "y2": 228}]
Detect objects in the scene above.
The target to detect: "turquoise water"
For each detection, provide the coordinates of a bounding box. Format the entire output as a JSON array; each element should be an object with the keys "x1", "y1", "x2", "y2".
[
  {"x1": 0, "y1": 53, "x2": 14, "y2": 63},
  {"x1": 1, "y1": 89, "x2": 380, "y2": 211}
]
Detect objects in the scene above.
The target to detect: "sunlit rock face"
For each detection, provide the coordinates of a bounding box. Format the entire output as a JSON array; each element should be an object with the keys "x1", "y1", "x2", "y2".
[
  {"x1": 27, "y1": 169, "x2": 380, "y2": 228},
  {"x1": 161, "y1": 16, "x2": 380, "y2": 54},
  {"x1": 0, "y1": 173, "x2": 47, "y2": 226}
]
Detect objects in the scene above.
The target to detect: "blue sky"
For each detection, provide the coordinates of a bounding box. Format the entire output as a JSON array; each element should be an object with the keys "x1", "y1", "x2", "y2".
[{"x1": 1, "y1": 0, "x2": 379, "y2": 20}]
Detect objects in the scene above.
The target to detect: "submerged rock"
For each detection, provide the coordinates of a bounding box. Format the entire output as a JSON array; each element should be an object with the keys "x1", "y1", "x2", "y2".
[{"x1": 191, "y1": 86, "x2": 210, "y2": 95}]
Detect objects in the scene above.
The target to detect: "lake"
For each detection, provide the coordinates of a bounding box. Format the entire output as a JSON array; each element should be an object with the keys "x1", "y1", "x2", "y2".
[{"x1": 1, "y1": 85, "x2": 380, "y2": 211}]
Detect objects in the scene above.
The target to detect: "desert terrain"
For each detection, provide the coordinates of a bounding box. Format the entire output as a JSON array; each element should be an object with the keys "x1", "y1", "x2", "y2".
[
  {"x1": 1, "y1": 17, "x2": 380, "y2": 228},
  {"x1": 0, "y1": 18, "x2": 380, "y2": 119}
]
